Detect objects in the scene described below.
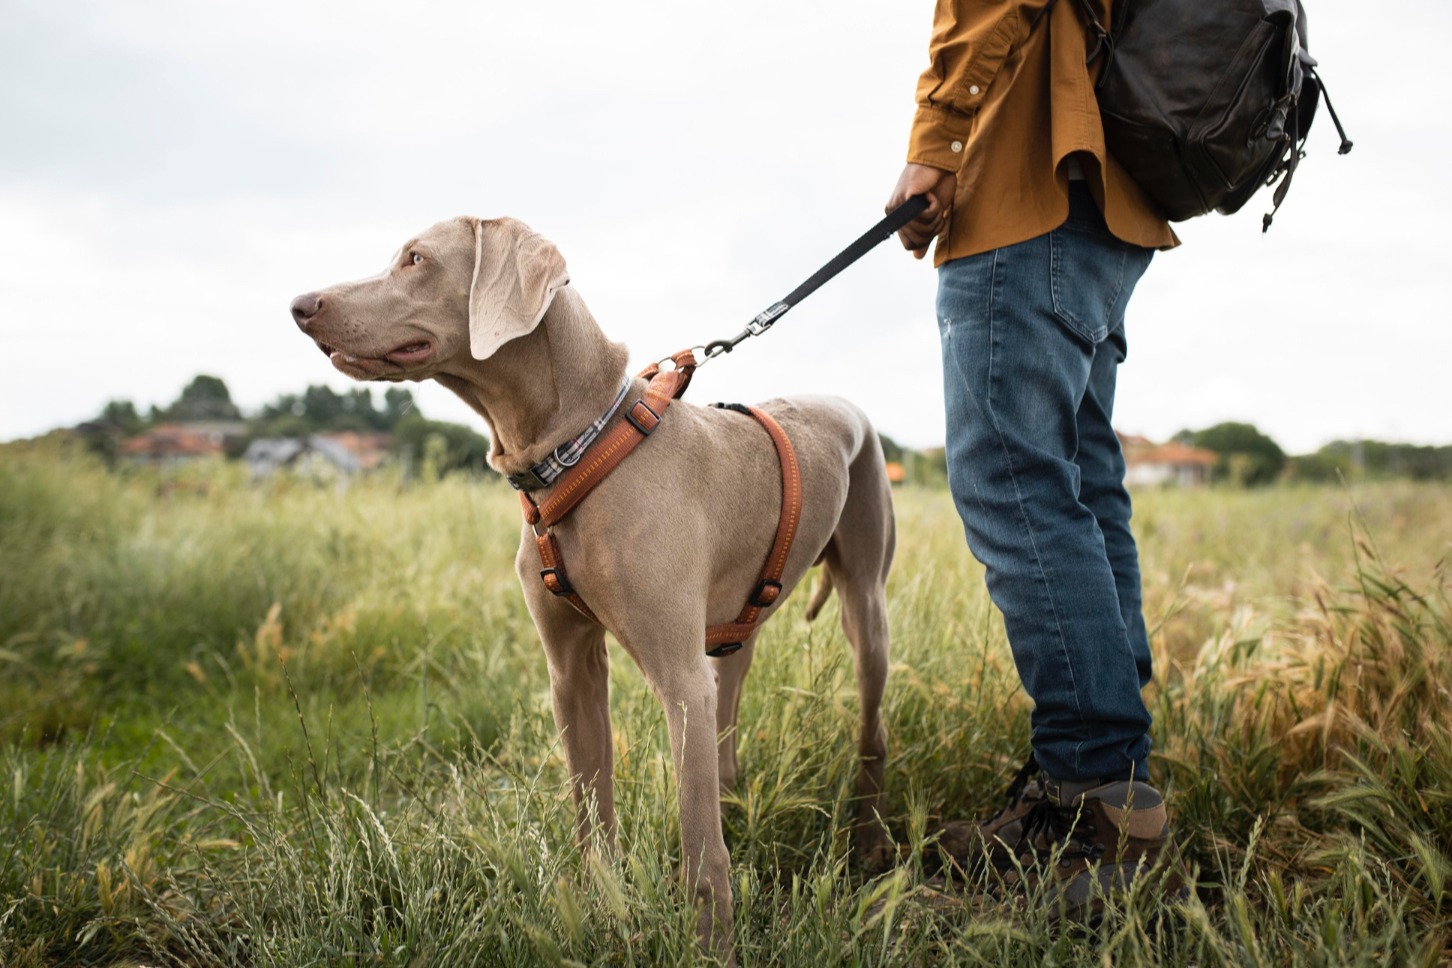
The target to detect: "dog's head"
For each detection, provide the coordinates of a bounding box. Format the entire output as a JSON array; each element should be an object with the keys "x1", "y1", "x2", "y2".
[{"x1": 289, "y1": 216, "x2": 570, "y2": 382}]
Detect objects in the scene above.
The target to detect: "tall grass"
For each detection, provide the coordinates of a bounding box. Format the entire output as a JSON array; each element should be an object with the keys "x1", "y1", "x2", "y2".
[{"x1": 2, "y1": 440, "x2": 1449, "y2": 966}]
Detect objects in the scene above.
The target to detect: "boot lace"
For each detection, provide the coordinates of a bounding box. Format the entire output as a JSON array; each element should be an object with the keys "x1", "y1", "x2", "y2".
[
  {"x1": 1016, "y1": 798, "x2": 1106, "y2": 867},
  {"x1": 983, "y1": 753, "x2": 1040, "y2": 826}
]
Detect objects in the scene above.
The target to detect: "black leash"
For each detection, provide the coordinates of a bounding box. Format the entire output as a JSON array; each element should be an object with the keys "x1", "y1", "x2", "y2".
[{"x1": 698, "y1": 194, "x2": 931, "y2": 363}]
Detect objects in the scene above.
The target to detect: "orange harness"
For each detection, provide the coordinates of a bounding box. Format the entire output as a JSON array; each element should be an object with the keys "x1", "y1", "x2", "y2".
[{"x1": 519, "y1": 348, "x2": 803, "y2": 658}]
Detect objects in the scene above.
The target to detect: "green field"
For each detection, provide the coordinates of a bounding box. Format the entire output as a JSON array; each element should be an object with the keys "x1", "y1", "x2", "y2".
[{"x1": 2, "y1": 440, "x2": 1450, "y2": 966}]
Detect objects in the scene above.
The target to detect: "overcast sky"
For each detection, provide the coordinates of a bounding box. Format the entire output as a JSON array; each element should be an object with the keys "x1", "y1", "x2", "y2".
[{"x1": 2, "y1": 0, "x2": 1447, "y2": 453}]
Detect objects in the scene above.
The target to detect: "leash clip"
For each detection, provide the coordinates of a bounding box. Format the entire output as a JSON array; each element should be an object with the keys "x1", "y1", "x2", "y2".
[{"x1": 747, "y1": 301, "x2": 789, "y2": 337}]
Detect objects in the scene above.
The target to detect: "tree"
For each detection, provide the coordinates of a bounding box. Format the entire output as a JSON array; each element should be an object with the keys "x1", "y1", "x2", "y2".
[
  {"x1": 160, "y1": 375, "x2": 242, "y2": 422},
  {"x1": 98, "y1": 400, "x2": 145, "y2": 435},
  {"x1": 1178, "y1": 422, "x2": 1285, "y2": 487},
  {"x1": 391, "y1": 413, "x2": 493, "y2": 477},
  {"x1": 256, "y1": 385, "x2": 413, "y2": 435},
  {"x1": 1287, "y1": 450, "x2": 1349, "y2": 484},
  {"x1": 1311, "y1": 439, "x2": 1452, "y2": 482},
  {"x1": 383, "y1": 388, "x2": 415, "y2": 424},
  {"x1": 79, "y1": 399, "x2": 147, "y2": 463}
]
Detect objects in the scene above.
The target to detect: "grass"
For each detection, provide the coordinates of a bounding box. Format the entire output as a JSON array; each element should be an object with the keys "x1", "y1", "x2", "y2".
[{"x1": 1, "y1": 437, "x2": 1450, "y2": 966}]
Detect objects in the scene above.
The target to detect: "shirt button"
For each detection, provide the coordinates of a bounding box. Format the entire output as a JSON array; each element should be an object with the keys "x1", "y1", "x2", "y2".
[
  {"x1": 969, "y1": 85, "x2": 981, "y2": 96},
  {"x1": 950, "y1": 141, "x2": 964, "y2": 153}
]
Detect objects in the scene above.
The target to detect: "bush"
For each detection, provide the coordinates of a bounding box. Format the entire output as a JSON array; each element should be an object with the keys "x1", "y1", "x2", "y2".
[{"x1": 1178, "y1": 422, "x2": 1286, "y2": 486}]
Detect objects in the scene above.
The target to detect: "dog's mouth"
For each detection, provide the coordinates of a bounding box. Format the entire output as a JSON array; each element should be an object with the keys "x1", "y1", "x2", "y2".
[
  {"x1": 314, "y1": 338, "x2": 435, "y2": 377},
  {"x1": 383, "y1": 340, "x2": 434, "y2": 365}
]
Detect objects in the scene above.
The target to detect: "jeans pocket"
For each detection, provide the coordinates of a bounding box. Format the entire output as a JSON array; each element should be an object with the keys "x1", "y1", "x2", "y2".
[{"x1": 1049, "y1": 227, "x2": 1131, "y2": 345}]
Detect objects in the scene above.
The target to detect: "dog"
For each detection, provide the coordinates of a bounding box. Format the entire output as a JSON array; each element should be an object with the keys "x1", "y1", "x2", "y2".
[{"x1": 290, "y1": 216, "x2": 895, "y2": 962}]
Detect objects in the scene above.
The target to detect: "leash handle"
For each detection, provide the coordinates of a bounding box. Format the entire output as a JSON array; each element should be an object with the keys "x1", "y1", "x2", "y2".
[{"x1": 702, "y1": 194, "x2": 932, "y2": 361}]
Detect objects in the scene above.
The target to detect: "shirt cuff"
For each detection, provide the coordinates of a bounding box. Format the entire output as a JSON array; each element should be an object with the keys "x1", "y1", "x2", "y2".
[{"x1": 906, "y1": 105, "x2": 973, "y2": 171}]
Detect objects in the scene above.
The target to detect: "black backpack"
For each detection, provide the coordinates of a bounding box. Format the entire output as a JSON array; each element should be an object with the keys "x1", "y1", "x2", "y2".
[{"x1": 1062, "y1": 0, "x2": 1352, "y2": 230}]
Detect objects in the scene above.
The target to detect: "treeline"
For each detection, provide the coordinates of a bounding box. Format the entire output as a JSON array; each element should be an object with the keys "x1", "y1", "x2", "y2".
[
  {"x1": 83, "y1": 383, "x2": 1451, "y2": 487},
  {"x1": 1178, "y1": 421, "x2": 1452, "y2": 486},
  {"x1": 87, "y1": 375, "x2": 493, "y2": 476},
  {"x1": 879, "y1": 422, "x2": 1452, "y2": 491},
  {"x1": 1290, "y1": 439, "x2": 1452, "y2": 483},
  {"x1": 877, "y1": 434, "x2": 949, "y2": 488}
]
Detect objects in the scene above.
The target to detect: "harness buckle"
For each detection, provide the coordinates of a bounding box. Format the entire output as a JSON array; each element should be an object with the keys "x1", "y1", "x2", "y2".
[
  {"x1": 706, "y1": 641, "x2": 744, "y2": 658},
  {"x1": 540, "y1": 567, "x2": 574, "y2": 596},
  {"x1": 509, "y1": 466, "x2": 552, "y2": 492},
  {"x1": 625, "y1": 400, "x2": 660, "y2": 436},
  {"x1": 750, "y1": 580, "x2": 783, "y2": 608},
  {"x1": 710, "y1": 402, "x2": 753, "y2": 416}
]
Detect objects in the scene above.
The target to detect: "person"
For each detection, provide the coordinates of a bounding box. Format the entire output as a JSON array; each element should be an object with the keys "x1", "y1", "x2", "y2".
[{"x1": 884, "y1": 0, "x2": 1180, "y2": 914}]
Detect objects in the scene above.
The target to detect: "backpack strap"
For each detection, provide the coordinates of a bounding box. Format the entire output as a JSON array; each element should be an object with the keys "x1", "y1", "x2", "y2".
[
  {"x1": 1038, "y1": 0, "x2": 1118, "y2": 89},
  {"x1": 1309, "y1": 66, "x2": 1354, "y2": 156},
  {"x1": 1262, "y1": 65, "x2": 1353, "y2": 233}
]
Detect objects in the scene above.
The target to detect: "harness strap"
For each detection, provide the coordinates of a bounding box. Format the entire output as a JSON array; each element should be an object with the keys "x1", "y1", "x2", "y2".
[
  {"x1": 519, "y1": 350, "x2": 802, "y2": 659},
  {"x1": 702, "y1": 404, "x2": 802, "y2": 657},
  {"x1": 521, "y1": 349, "x2": 697, "y2": 530},
  {"x1": 535, "y1": 529, "x2": 600, "y2": 623}
]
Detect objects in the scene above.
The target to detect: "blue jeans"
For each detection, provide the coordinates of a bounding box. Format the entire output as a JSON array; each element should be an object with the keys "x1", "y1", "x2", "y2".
[{"x1": 937, "y1": 184, "x2": 1155, "y2": 783}]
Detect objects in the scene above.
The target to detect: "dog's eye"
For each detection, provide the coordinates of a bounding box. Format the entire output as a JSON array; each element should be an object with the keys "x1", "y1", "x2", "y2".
[{"x1": 410, "y1": 252, "x2": 423, "y2": 266}]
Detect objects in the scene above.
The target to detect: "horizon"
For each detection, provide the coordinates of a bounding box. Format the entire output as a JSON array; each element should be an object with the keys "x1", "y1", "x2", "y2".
[
  {"x1": 3, "y1": 0, "x2": 1448, "y2": 454},
  {"x1": 61, "y1": 370, "x2": 1452, "y2": 458}
]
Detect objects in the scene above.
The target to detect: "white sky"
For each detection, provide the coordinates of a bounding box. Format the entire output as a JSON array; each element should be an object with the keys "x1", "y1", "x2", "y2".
[{"x1": 2, "y1": 0, "x2": 1448, "y2": 454}]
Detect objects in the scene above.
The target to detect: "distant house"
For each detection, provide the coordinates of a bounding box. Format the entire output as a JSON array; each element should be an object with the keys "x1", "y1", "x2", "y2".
[
  {"x1": 1118, "y1": 433, "x2": 1217, "y2": 488},
  {"x1": 320, "y1": 432, "x2": 391, "y2": 471},
  {"x1": 242, "y1": 438, "x2": 306, "y2": 476},
  {"x1": 883, "y1": 462, "x2": 906, "y2": 485},
  {"x1": 244, "y1": 432, "x2": 391, "y2": 478},
  {"x1": 119, "y1": 422, "x2": 246, "y2": 465}
]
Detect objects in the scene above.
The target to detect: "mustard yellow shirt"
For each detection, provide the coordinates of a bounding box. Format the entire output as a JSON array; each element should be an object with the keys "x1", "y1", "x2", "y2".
[{"x1": 907, "y1": 0, "x2": 1180, "y2": 264}]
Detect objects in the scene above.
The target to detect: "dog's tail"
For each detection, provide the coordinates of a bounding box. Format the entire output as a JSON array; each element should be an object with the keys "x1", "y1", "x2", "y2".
[{"x1": 803, "y1": 568, "x2": 834, "y2": 622}]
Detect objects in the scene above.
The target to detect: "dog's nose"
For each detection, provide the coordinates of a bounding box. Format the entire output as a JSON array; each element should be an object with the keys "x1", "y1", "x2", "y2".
[{"x1": 290, "y1": 292, "x2": 322, "y2": 328}]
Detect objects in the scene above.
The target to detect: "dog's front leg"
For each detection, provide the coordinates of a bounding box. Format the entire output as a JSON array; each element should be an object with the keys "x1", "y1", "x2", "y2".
[
  {"x1": 529, "y1": 596, "x2": 617, "y2": 853},
  {"x1": 639, "y1": 644, "x2": 735, "y2": 966}
]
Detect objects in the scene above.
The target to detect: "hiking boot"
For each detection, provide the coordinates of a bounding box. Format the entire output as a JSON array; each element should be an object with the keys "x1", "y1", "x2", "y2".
[
  {"x1": 1004, "y1": 776, "x2": 1183, "y2": 922},
  {"x1": 934, "y1": 754, "x2": 1045, "y2": 876}
]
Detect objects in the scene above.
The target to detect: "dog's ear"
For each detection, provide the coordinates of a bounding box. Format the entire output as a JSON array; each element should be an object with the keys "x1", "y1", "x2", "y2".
[{"x1": 468, "y1": 217, "x2": 570, "y2": 360}]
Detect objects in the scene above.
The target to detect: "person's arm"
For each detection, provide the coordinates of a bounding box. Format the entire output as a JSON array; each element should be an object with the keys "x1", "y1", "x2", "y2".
[{"x1": 888, "y1": 0, "x2": 1048, "y2": 257}]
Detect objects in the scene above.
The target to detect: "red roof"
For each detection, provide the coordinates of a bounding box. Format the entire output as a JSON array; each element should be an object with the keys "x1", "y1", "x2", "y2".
[
  {"x1": 314, "y1": 432, "x2": 392, "y2": 470},
  {"x1": 1116, "y1": 432, "x2": 1156, "y2": 450},
  {"x1": 119, "y1": 423, "x2": 226, "y2": 458},
  {"x1": 1124, "y1": 441, "x2": 1217, "y2": 467}
]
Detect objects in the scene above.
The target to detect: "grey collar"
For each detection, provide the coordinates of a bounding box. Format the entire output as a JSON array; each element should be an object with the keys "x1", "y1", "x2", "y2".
[{"x1": 506, "y1": 376, "x2": 632, "y2": 492}]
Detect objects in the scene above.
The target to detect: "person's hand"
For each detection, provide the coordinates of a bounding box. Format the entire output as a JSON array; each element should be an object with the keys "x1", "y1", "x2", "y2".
[{"x1": 886, "y1": 163, "x2": 957, "y2": 260}]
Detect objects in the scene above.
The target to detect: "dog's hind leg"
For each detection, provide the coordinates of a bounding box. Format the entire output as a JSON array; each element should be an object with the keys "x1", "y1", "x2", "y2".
[
  {"x1": 804, "y1": 567, "x2": 834, "y2": 621},
  {"x1": 824, "y1": 447, "x2": 897, "y2": 862},
  {"x1": 711, "y1": 632, "x2": 759, "y2": 794}
]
